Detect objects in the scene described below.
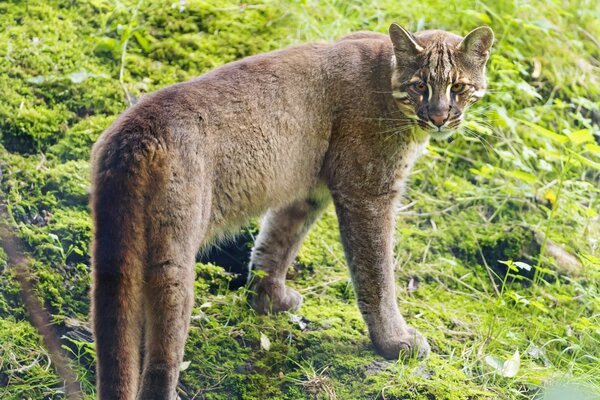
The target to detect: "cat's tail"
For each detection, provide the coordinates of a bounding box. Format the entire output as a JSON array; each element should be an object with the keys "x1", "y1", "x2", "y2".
[{"x1": 90, "y1": 126, "x2": 154, "y2": 400}]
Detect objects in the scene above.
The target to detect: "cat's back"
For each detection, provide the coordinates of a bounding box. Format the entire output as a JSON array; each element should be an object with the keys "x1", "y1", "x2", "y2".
[
  {"x1": 92, "y1": 33, "x2": 391, "y2": 175},
  {"x1": 98, "y1": 33, "x2": 389, "y2": 139},
  {"x1": 93, "y1": 41, "x2": 333, "y2": 159},
  {"x1": 119, "y1": 33, "x2": 389, "y2": 119}
]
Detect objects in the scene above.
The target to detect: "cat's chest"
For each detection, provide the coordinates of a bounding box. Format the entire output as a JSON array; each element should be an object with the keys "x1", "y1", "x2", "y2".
[{"x1": 391, "y1": 139, "x2": 428, "y2": 194}]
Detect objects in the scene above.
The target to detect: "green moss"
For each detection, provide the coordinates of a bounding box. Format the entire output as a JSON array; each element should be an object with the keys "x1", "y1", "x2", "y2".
[
  {"x1": 48, "y1": 115, "x2": 114, "y2": 161},
  {"x1": 0, "y1": 318, "x2": 62, "y2": 398},
  {"x1": 42, "y1": 161, "x2": 90, "y2": 206},
  {"x1": 297, "y1": 208, "x2": 344, "y2": 270}
]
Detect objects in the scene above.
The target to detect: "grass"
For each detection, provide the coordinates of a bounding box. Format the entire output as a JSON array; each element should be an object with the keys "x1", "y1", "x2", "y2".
[{"x1": 0, "y1": 0, "x2": 599, "y2": 399}]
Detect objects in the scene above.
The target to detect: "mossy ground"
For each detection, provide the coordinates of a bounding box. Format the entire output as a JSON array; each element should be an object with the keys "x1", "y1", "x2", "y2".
[{"x1": 1, "y1": 0, "x2": 599, "y2": 399}]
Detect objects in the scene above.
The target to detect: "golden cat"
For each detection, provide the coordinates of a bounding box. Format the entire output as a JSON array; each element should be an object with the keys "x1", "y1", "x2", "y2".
[{"x1": 90, "y1": 23, "x2": 493, "y2": 399}]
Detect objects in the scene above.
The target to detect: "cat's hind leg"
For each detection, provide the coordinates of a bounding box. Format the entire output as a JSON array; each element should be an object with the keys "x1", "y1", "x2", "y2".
[
  {"x1": 136, "y1": 168, "x2": 210, "y2": 399},
  {"x1": 137, "y1": 240, "x2": 197, "y2": 400},
  {"x1": 250, "y1": 190, "x2": 330, "y2": 314}
]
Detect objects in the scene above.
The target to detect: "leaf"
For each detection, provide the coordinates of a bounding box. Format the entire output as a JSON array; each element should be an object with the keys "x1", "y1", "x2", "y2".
[
  {"x1": 260, "y1": 332, "x2": 271, "y2": 351},
  {"x1": 485, "y1": 350, "x2": 520, "y2": 377},
  {"x1": 530, "y1": 20, "x2": 558, "y2": 33},
  {"x1": 507, "y1": 290, "x2": 529, "y2": 305},
  {"x1": 498, "y1": 260, "x2": 518, "y2": 272},
  {"x1": 68, "y1": 68, "x2": 93, "y2": 84},
  {"x1": 506, "y1": 170, "x2": 538, "y2": 184},
  {"x1": 585, "y1": 143, "x2": 600, "y2": 154},
  {"x1": 517, "y1": 82, "x2": 542, "y2": 99},
  {"x1": 27, "y1": 75, "x2": 47, "y2": 85},
  {"x1": 94, "y1": 37, "x2": 118, "y2": 56},
  {"x1": 514, "y1": 261, "x2": 532, "y2": 271},
  {"x1": 463, "y1": 120, "x2": 493, "y2": 135},
  {"x1": 462, "y1": 10, "x2": 492, "y2": 24},
  {"x1": 565, "y1": 148, "x2": 600, "y2": 170},
  {"x1": 538, "y1": 159, "x2": 553, "y2": 172},
  {"x1": 517, "y1": 119, "x2": 568, "y2": 144},
  {"x1": 502, "y1": 350, "x2": 520, "y2": 377},
  {"x1": 133, "y1": 31, "x2": 151, "y2": 53},
  {"x1": 527, "y1": 342, "x2": 551, "y2": 366},
  {"x1": 494, "y1": 106, "x2": 516, "y2": 130},
  {"x1": 485, "y1": 355, "x2": 504, "y2": 371},
  {"x1": 180, "y1": 360, "x2": 191, "y2": 371},
  {"x1": 253, "y1": 270, "x2": 268, "y2": 279},
  {"x1": 567, "y1": 129, "x2": 594, "y2": 145},
  {"x1": 530, "y1": 300, "x2": 549, "y2": 313},
  {"x1": 289, "y1": 313, "x2": 308, "y2": 331}
]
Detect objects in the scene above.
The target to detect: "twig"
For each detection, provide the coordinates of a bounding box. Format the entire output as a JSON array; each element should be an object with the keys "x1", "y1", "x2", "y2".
[
  {"x1": 579, "y1": 27, "x2": 600, "y2": 50},
  {"x1": 0, "y1": 203, "x2": 83, "y2": 399},
  {"x1": 300, "y1": 277, "x2": 344, "y2": 294},
  {"x1": 477, "y1": 243, "x2": 501, "y2": 297}
]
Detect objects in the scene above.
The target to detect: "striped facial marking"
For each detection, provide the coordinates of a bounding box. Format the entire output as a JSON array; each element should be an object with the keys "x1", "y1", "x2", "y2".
[{"x1": 388, "y1": 24, "x2": 494, "y2": 137}]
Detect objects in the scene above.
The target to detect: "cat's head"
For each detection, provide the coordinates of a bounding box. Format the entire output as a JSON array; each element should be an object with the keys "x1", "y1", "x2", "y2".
[{"x1": 388, "y1": 23, "x2": 494, "y2": 140}]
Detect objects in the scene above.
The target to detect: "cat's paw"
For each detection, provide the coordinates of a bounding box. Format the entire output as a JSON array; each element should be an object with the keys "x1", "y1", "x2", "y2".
[
  {"x1": 372, "y1": 327, "x2": 430, "y2": 360},
  {"x1": 251, "y1": 283, "x2": 303, "y2": 314}
]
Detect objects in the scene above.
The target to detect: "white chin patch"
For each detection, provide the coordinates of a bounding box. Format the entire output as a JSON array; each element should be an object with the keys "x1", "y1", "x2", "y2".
[{"x1": 429, "y1": 129, "x2": 454, "y2": 140}]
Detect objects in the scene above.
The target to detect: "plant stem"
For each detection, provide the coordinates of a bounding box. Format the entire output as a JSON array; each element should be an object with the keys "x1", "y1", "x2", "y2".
[{"x1": 534, "y1": 153, "x2": 572, "y2": 284}]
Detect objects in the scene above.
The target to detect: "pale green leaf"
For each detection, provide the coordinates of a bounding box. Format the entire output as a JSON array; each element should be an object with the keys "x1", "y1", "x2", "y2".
[
  {"x1": 462, "y1": 10, "x2": 492, "y2": 24},
  {"x1": 530, "y1": 300, "x2": 549, "y2": 313},
  {"x1": 585, "y1": 143, "x2": 600, "y2": 154},
  {"x1": 518, "y1": 119, "x2": 568, "y2": 144},
  {"x1": 27, "y1": 75, "x2": 46, "y2": 84},
  {"x1": 506, "y1": 170, "x2": 538, "y2": 184},
  {"x1": 517, "y1": 82, "x2": 542, "y2": 99},
  {"x1": 514, "y1": 261, "x2": 532, "y2": 271},
  {"x1": 260, "y1": 332, "x2": 271, "y2": 351},
  {"x1": 485, "y1": 355, "x2": 504, "y2": 371},
  {"x1": 567, "y1": 129, "x2": 594, "y2": 145},
  {"x1": 133, "y1": 31, "x2": 151, "y2": 53},
  {"x1": 502, "y1": 350, "x2": 520, "y2": 377},
  {"x1": 180, "y1": 361, "x2": 191, "y2": 371},
  {"x1": 566, "y1": 149, "x2": 600, "y2": 170},
  {"x1": 464, "y1": 120, "x2": 493, "y2": 135},
  {"x1": 68, "y1": 68, "x2": 92, "y2": 84}
]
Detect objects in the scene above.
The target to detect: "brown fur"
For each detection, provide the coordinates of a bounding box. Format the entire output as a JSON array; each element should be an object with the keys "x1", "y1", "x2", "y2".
[{"x1": 91, "y1": 24, "x2": 493, "y2": 399}]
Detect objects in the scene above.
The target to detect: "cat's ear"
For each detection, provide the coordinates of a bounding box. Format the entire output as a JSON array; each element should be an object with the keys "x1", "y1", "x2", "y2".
[
  {"x1": 389, "y1": 23, "x2": 423, "y2": 56},
  {"x1": 458, "y1": 26, "x2": 494, "y2": 63}
]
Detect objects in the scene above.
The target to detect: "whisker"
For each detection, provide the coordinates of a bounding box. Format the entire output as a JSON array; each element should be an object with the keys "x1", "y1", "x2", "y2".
[
  {"x1": 360, "y1": 116, "x2": 416, "y2": 122},
  {"x1": 379, "y1": 126, "x2": 417, "y2": 141},
  {"x1": 461, "y1": 128, "x2": 499, "y2": 156},
  {"x1": 468, "y1": 106, "x2": 493, "y2": 114}
]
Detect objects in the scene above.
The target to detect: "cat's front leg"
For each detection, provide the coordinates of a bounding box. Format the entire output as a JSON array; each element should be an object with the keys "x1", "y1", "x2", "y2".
[{"x1": 333, "y1": 194, "x2": 430, "y2": 360}]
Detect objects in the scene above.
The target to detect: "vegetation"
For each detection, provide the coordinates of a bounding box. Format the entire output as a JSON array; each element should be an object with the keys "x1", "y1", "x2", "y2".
[{"x1": 1, "y1": 0, "x2": 599, "y2": 398}]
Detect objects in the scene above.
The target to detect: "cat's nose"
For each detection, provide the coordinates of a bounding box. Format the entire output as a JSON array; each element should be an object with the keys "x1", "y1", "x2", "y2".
[{"x1": 429, "y1": 113, "x2": 448, "y2": 127}]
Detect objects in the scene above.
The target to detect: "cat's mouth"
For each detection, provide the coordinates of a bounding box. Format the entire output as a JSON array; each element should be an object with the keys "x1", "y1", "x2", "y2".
[{"x1": 416, "y1": 120, "x2": 458, "y2": 140}]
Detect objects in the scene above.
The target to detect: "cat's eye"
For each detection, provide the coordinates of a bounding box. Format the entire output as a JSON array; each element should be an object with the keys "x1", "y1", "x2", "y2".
[
  {"x1": 413, "y1": 82, "x2": 427, "y2": 93},
  {"x1": 451, "y1": 83, "x2": 465, "y2": 93}
]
